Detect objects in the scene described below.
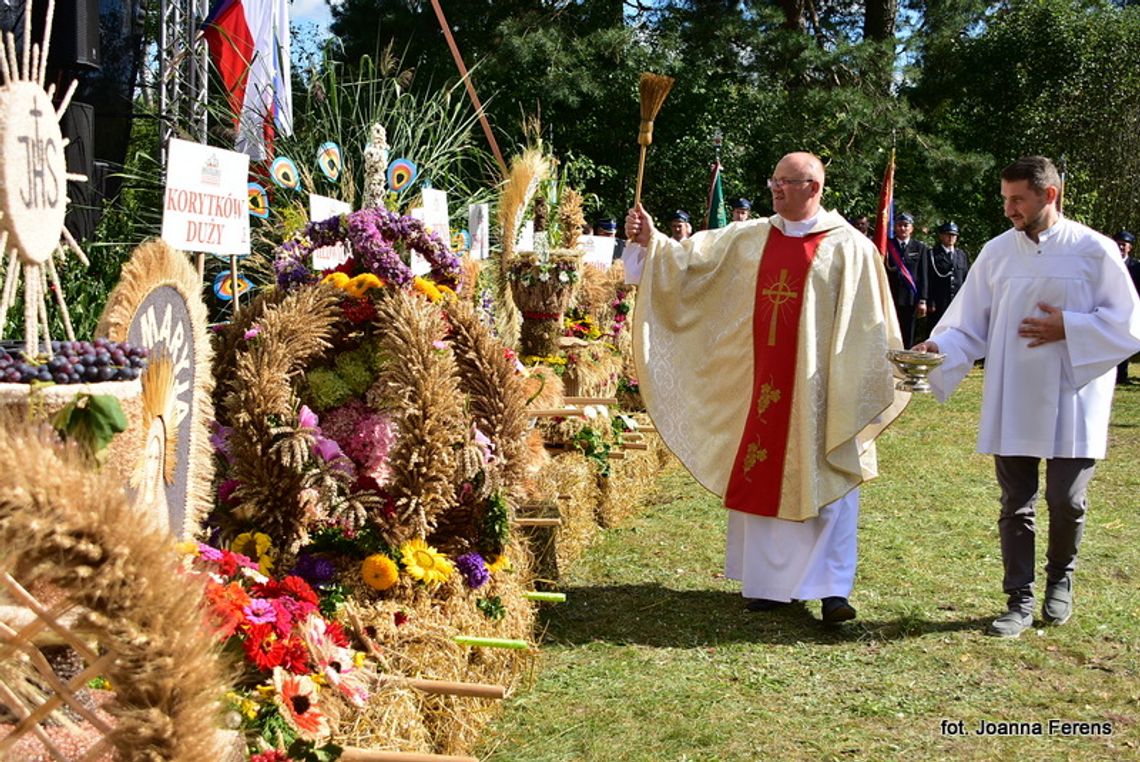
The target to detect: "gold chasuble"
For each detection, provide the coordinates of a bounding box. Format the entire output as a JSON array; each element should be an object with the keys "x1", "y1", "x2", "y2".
[{"x1": 632, "y1": 211, "x2": 909, "y2": 521}]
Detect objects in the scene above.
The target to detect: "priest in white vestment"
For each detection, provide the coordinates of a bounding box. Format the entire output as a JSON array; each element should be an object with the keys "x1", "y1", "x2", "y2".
[
  {"x1": 623, "y1": 153, "x2": 909, "y2": 624},
  {"x1": 915, "y1": 156, "x2": 1140, "y2": 638}
]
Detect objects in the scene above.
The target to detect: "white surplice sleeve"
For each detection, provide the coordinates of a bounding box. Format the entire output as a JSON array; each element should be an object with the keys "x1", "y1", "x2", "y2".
[
  {"x1": 622, "y1": 243, "x2": 646, "y2": 285},
  {"x1": 928, "y1": 247, "x2": 993, "y2": 402},
  {"x1": 1062, "y1": 243, "x2": 1140, "y2": 388}
]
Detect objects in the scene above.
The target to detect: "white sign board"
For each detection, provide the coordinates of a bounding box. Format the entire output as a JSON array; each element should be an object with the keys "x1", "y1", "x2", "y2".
[
  {"x1": 516, "y1": 219, "x2": 534, "y2": 252},
  {"x1": 578, "y1": 235, "x2": 617, "y2": 269},
  {"x1": 161, "y1": 138, "x2": 250, "y2": 255},
  {"x1": 469, "y1": 203, "x2": 489, "y2": 260},
  {"x1": 309, "y1": 193, "x2": 350, "y2": 223},
  {"x1": 308, "y1": 194, "x2": 352, "y2": 271},
  {"x1": 420, "y1": 188, "x2": 450, "y2": 240}
]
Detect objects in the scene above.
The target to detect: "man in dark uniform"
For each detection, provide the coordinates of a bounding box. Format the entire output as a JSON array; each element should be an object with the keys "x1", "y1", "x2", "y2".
[
  {"x1": 667, "y1": 209, "x2": 693, "y2": 241},
  {"x1": 885, "y1": 212, "x2": 931, "y2": 346},
  {"x1": 926, "y1": 221, "x2": 971, "y2": 328},
  {"x1": 730, "y1": 198, "x2": 752, "y2": 222},
  {"x1": 1114, "y1": 231, "x2": 1139, "y2": 384}
]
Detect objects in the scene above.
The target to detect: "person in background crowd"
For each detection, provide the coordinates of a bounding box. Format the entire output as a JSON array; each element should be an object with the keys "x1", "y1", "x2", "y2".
[
  {"x1": 926, "y1": 221, "x2": 971, "y2": 327},
  {"x1": 885, "y1": 212, "x2": 931, "y2": 345},
  {"x1": 730, "y1": 198, "x2": 753, "y2": 222},
  {"x1": 1113, "y1": 230, "x2": 1139, "y2": 384},
  {"x1": 667, "y1": 209, "x2": 692, "y2": 241}
]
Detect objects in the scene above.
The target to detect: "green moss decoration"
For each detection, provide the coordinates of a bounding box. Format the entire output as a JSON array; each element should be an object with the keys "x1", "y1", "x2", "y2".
[{"x1": 306, "y1": 367, "x2": 354, "y2": 411}]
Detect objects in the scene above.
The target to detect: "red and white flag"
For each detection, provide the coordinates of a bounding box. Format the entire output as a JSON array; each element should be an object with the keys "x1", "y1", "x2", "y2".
[{"x1": 202, "y1": 0, "x2": 294, "y2": 160}]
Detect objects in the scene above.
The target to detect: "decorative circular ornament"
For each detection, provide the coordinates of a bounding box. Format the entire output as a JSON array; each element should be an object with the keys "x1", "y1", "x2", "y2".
[
  {"x1": 0, "y1": 82, "x2": 68, "y2": 265},
  {"x1": 317, "y1": 141, "x2": 342, "y2": 181},
  {"x1": 213, "y1": 269, "x2": 253, "y2": 301},
  {"x1": 96, "y1": 240, "x2": 215, "y2": 540},
  {"x1": 247, "y1": 181, "x2": 269, "y2": 218},
  {"x1": 387, "y1": 157, "x2": 418, "y2": 192},
  {"x1": 451, "y1": 229, "x2": 472, "y2": 255},
  {"x1": 270, "y1": 155, "x2": 300, "y2": 189}
]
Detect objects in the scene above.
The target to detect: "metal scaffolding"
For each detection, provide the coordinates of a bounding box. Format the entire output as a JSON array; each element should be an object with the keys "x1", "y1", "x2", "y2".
[{"x1": 158, "y1": 0, "x2": 209, "y2": 150}]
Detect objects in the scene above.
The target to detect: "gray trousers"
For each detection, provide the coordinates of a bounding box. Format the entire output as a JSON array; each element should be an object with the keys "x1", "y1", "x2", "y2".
[{"x1": 994, "y1": 455, "x2": 1096, "y2": 607}]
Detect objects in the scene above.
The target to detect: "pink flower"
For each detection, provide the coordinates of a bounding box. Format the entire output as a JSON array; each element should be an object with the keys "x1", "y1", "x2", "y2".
[
  {"x1": 298, "y1": 405, "x2": 319, "y2": 431},
  {"x1": 432, "y1": 339, "x2": 448, "y2": 350},
  {"x1": 218, "y1": 479, "x2": 240, "y2": 505},
  {"x1": 243, "y1": 598, "x2": 277, "y2": 625},
  {"x1": 244, "y1": 325, "x2": 262, "y2": 340},
  {"x1": 313, "y1": 436, "x2": 344, "y2": 463}
]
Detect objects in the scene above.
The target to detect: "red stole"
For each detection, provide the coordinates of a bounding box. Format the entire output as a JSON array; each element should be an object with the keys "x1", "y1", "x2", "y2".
[{"x1": 724, "y1": 227, "x2": 826, "y2": 517}]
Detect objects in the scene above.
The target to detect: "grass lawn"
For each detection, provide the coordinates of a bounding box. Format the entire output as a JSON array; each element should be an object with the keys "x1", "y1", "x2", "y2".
[{"x1": 478, "y1": 370, "x2": 1140, "y2": 761}]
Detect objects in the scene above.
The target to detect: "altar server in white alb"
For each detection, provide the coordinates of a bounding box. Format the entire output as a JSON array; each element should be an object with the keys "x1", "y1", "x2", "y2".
[
  {"x1": 914, "y1": 156, "x2": 1140, "y2": 639},
  {"x1": 624, "y1": 152, "x2": 908, "y2": 625}
]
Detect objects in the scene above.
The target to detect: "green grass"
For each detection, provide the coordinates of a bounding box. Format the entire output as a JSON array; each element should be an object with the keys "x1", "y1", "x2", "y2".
[{"x1": 478, "y1": 371, "x2": 1140, "y2": 761}]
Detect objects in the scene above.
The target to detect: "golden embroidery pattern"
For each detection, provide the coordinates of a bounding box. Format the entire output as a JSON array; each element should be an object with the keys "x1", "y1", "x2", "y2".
[
  {"x1": 760, "y1": 268, "x2": 798, "y2": 346},
  {"x1": 743, "y1": 441, "x2": 768, "y2": 472},
  {"x1": 755, "y1": 382, "x2": 781, "y2": 417}
]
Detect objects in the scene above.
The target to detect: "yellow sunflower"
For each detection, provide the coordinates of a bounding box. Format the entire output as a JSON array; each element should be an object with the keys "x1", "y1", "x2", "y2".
[
  {"x1": 412, "y1": 277, "x2": 443, "y2": 302},
  {"x1": 345, "y1": 273, "x2": 384, "y2": 298},
  {"x1": 231, "y1": 531, "x2": 275, "y2": 574},
  {"x1": 321, "y1": 272, "x2": 351, "y2": 289},
  {"x1": 488, "y1": 554, "x2": 512, "y2": 574},
  {"x1": 399, "y1": 538, "x2": 453, "y2": 585},
  {"x1": 361, "y1": 554, "x2": 399, "y2": 591}
]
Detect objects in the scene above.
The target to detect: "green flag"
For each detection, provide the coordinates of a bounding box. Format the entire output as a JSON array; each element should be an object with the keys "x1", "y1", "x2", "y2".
[{"x1": 705, "y1": 159, "x2": 728, "y2": 229}]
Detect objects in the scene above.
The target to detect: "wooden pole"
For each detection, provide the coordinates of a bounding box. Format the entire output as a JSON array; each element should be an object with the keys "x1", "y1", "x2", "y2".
[
  {"x1": 229, "y1": 254, "x2": 240, "y2": 315},
  {"x1": 563, "y1": 396, "x2": 618, "y2": 405},
  {"x1": 515, "y1": 517, "x2": 562, "y2": 527},
  {"x1": 404, "y1": 677, "x2": 505, "y2": 700},
  {"x1": 428, "y1": 0, "x2": 508, "y2": 177},
  {"x1": 340, "y1": 749, "x2": 478, "y2": 762}
]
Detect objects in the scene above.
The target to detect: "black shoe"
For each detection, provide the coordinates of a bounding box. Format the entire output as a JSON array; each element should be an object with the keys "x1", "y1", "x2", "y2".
[
  {"x1": 745, "y1": 598, "x2": 790, "y2": 612},
  {"x1": 821, "y1": 596, "x2": 857, "y2": 624}
]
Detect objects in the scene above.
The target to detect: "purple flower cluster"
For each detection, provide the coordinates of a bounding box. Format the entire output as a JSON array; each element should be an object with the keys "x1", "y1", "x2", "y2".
[
  {"x1": 455, "y1": 552, "x2": 490, "y2": 589},
  {"x1": 274, "y1": 209, "x2": 462, "y2": 291},
  {"x1": 292, "y1": 553, "x2": 337, "y2": 586}
]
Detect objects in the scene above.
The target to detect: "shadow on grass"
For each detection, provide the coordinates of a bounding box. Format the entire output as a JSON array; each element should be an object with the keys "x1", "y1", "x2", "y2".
[{"x1": 540, "y1": 583, "x2": 992, "y2": 647}]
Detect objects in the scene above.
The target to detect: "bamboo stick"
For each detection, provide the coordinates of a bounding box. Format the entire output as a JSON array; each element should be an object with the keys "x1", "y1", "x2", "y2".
[
  {"x1": 453, "y1": 635, "x2": 531, "y2": 650},
  {"x1": 622, "y1": 442, "x2": 649, "y2": 451},
  {"x1": 563, "y1": 396, "x2": 618, "y2": 405},
  {"x1": 607, "y1": 451, "x2": 626, "y2": 460},
  {"x1": 523, "y1": 591, "x2": 567, "y2": 603},
  {"x1": 404, "y1": 677, "x2": 505, "y2": 700},
  {"x1": 515, "y1": 517, "x2": 562, "y2": 527},
  {"x1": 530, "y1": 408, "x2": 588, "y2": 418},
  {"x1": 340, "y1": 749, "x2": 478, "y2": 762}
]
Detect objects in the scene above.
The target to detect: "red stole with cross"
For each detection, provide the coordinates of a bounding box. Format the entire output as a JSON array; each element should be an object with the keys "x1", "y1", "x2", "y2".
[{"x1": 724, "y1": 227, "x2": 826, "y2": 517}]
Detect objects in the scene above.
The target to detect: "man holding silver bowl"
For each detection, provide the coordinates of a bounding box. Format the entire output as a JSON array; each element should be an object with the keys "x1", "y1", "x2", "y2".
[{"x1": 912, "y1": 156, "x2": 1140, "y2": 638}]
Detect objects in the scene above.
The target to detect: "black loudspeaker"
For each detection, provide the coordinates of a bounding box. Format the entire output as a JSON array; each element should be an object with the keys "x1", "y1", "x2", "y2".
[
  {"x1": 34, "y1": 0, "x2": 101, "y2": 72},
  {"x1": 59, "y1": 100, "x2": 103, "y2": 242}
]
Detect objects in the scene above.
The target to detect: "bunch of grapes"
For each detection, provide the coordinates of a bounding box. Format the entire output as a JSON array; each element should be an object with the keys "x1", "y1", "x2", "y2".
[{"x1": 0, "y1": 339, "x2": 149, "y2": 385}]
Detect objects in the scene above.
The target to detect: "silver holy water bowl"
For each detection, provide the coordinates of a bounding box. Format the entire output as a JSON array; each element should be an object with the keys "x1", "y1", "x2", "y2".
[{"x1": 887, "y1": 349, "x2": 945, "y2": 393}]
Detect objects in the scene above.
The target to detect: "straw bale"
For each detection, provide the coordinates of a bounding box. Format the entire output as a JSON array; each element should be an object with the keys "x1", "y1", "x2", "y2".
[
  {"x1": 596, "y1": 447, "x2": 659, "y2": 528},
  {"x1": 524, "y1": 452, "x2": 599, "y2": 579}
]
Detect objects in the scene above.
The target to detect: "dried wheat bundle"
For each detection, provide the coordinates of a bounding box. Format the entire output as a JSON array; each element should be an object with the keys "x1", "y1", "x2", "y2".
[
  {"x1": 444, "y1": 298, "x2": 529, "y2": 493},
  {"x1": 557, "y1": 187, "x2": 586, "y2": 251},
  {"x1": 215, "y1": 285, "x2": 344, "y2": 549},
  {"x1": 0, "y1": 414, "x2": 233, "y2": 762},
  {"x1": 372, "y1": 291, "x2": 465, "y2": 544},
  {"x1": 572, "y1": 259, "x2": 612, "y2": 316},
  {"x1": 496, "y1": 149, "x2": 551, "y2": 347}
]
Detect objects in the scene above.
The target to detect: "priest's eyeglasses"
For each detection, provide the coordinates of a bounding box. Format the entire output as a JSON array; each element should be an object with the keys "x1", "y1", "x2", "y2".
[{"x1": 767, "y1": 177, "x2": 813, "y2": 189}]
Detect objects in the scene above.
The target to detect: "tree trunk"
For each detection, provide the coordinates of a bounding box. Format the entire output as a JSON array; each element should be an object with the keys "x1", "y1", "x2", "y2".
[{"x1": 863, "y1": 0, "x2": 897, "y2": 41}]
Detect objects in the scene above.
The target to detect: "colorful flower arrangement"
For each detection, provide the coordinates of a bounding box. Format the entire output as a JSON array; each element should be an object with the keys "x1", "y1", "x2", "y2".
[
  {"x1": 563, "y1": 312, "x2": 602, "y2": 341},
  {"x1": 608, "y1": 285, "x2": 634, "y2": 338},
  {"x1": 184, "y1": 542, "x2": 373, "y2": 758},
  {"x1": 505, "y1": 252, "x2": 580, "y2": 290},
  {"x1": 274, "y1": 208, "x2": 461, "y2": 292}
]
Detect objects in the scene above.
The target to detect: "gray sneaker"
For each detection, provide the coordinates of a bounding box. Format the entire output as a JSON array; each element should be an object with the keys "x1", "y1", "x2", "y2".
[
  {"x1": 987, "y1": 609, "x2": 1033, "y2": 638},
  {"x1": 1043, "y1": 576, "x2": 1073, "y2": 625}
]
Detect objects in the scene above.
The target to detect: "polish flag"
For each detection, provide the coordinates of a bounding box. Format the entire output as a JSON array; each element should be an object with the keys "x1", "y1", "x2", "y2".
[{"x1": 202, "y1": 0, "x2": 293, "y2": 160}]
